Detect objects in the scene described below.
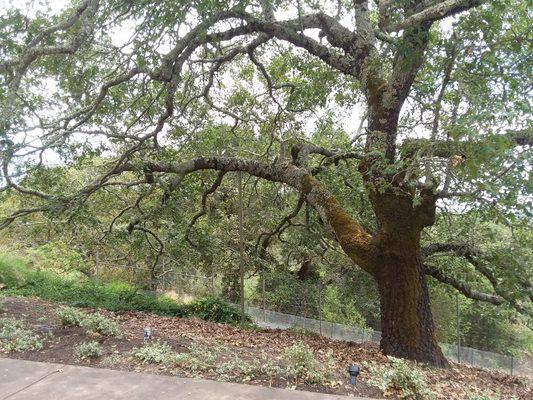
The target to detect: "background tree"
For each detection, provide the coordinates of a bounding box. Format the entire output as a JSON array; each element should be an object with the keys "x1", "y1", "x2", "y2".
[{"x1": 0, "y1": 0, "x2": 531, "y2": 366}]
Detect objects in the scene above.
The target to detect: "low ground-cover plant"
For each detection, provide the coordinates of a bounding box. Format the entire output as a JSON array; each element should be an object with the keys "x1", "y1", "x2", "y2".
[
  {"x1": 171, "y1": 342, "x2": 220, "y2": 374},
  {"x1": 56, "y1": 306, "x2": 86, "y2": 326},
  {"x1": 74, "y1": 341, "x2": 102, "y2": 359},
  {"x1": 282, "y1": 341, "x2": 334, "y2": 385},
  {"x1": 133, "y1": 341, "x2": 175, "y2": 364},
  {"x1": 133, "y1": 340, "x2": 221, "y2": 372},
  {"x1": 369, "y1": 356, "x2": 435, "y2": 400},
  {"x1": 80, "y1": 313, "x2": 121, "y2": 337},
  {"x1": 467, "y1": 392, "x2": 518, "y2": 400},
  {"x1": 0, "y1": 317, "x2": 44, "y2": 352},
  {"x1": 133, "y1": 340, "x2": 224, "y2": 374},
  {"x1": 215, "y1": 356, "x2": 258, "y2": 382},
  {"x1": 55, "y1": 307, "x2": 120, "y2": 336},
  {"x1": 170, "y1": 342, "x2": 334, "y2": 385}
]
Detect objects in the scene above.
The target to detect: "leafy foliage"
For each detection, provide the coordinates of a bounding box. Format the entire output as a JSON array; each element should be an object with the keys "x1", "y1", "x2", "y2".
[
  {"x1": 55, "y1": 305, "x2": 120, "y2": 336},
  {"x1": 186, "y1": 296, "x2": 251, "y2": 324},
  {"x1": 56, "y1": 306, "x2": 86, "y2": 326},
  {"x1": 0, "y1": 317, "x2": 44, "y2": 353},
  {"x1": 29, "y1": 241, "x2": 88, "y2": 274},
  {"x1": 281, "y1": 341, "x2": 333, "y2": 385},
  {"x1": 133, "y1": 341, "x2": 174, "y2": 364},
  {"x1": 80, "y1": 313, "x2": 120, "y2": 337},
  {"x1": 74, "y1": 341, "x2": 102, "y2": 359},
  {"x1": 0, "y1": 254, "x2": 188, "y2": 316},
  {"x1": 369, "y1": 357, "x2": 435, "y2": 400}
]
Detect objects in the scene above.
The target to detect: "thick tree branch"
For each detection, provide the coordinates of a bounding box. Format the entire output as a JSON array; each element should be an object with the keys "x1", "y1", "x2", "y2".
[
  {"x1": 424, "y1": 264, "x2": 504, "y2": 305},
  {"x1": 122, "y1": 156, "x2": 377, "y2": 273},
  {"x1": 289, "y1": 143, "x2": 363, "y2": 173},
  {"x1": 401, "y1": 128, "x2": 533, "y2": 159},
  {"x1": 384, "y1": 0, "x2": 484, "y2": 33},
  {"x1": 423, "y1": 242, "x2": 532, "y2": 312}
]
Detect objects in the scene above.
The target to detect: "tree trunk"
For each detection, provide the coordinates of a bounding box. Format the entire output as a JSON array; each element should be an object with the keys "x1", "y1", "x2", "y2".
[{"x1": 377, "y1": 254, "x2": 448, "y2": 367}]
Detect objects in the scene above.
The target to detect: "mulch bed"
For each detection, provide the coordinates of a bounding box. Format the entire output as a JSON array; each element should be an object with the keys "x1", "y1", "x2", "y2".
[{"x1": 1, "y1": 296, "x2": 530, "y2": 399}]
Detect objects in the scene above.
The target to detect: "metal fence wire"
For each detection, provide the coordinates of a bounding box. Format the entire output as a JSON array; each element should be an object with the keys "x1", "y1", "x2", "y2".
[{"x1": 159, "y1": 270, "x2": 532, "y2": 378}]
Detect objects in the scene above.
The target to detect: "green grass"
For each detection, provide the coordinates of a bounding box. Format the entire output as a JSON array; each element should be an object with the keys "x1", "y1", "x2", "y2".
[
  {"x1": 0, "y1": 253, "x2": 249, "y2": 325},
  {"x1": 0, "y1": 253, "x2": 187, "y2": 316}
]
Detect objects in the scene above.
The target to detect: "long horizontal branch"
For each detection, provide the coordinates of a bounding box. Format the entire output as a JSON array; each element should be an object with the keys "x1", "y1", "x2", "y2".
[
  {"x1": 423, "y1": 242, "x2": 532, "y2": 311},
  {"x1": 402, "y1": 128, "x2": 532, "y2": 159},
  {"x1": 122, "y1": 156, "x2": 377, "y2": 273},
  {"x1": 422, "y1": 242, "x2": 484, "y2": 258},
  {"x1": 384, "y1": 0, "x2": 484, "y2": 32},
  {"x1": 424, "y1": 264, "x2": 504, "y2": 305}
]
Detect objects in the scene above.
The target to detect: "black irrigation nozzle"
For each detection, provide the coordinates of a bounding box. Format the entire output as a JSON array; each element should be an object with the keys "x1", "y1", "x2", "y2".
[{"x1": 347, "y1": 364, "x2": 361, "y2": 385}]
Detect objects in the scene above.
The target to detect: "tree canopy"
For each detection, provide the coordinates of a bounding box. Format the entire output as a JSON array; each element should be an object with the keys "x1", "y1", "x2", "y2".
[{"x1": 0, "y1": 0, "x2": 531, "y2": 366}]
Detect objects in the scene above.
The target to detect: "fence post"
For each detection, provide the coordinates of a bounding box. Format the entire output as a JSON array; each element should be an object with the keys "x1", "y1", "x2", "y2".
[
  {"x1": 456, "y1": 292, "x2": 461, "y2": 363},
  {"x1": 262, "y1": 272, "x2": 266, "y2": 322},
  {"x1": 94, "y1": 247, "x2": 99, "y2": 283},
  {"x1": 510, "y1": 356, "x2": 514, "y2": 376},
  {"x1": 318, "y1": 282, "x2": 323, "y2": 335}
]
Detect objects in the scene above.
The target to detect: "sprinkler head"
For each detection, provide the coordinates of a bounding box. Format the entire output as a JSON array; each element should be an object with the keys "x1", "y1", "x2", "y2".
[
  {"x1": 347, "y1": 364, "x2": 361, "y2": 385},
  {"x1": 144, "y1": 326, "x2": 152, "y2": 341}
]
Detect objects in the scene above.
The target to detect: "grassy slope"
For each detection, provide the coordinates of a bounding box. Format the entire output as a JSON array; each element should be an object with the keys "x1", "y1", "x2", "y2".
[
  {"x1": 0, "y1": 252, "x2": 251, "y2": 324},
  {"x1": 0, "y1": 252, "x2": 186, "y2": 316}
]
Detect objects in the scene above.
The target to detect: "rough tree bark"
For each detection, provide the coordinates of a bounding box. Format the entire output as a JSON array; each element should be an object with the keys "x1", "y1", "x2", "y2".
[{"x1": 369, "y1": 192, "x2": 447, "y2": 366}]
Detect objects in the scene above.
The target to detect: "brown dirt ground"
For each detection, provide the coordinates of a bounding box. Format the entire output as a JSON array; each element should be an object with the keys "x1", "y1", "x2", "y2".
[{"x1": 0, "y1": 296, "x2": 530, "y2": 399}]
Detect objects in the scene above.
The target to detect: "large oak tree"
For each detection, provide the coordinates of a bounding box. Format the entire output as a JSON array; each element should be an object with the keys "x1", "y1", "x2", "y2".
[{"x1": 1, "y1": 0, "x2": 531, "y2": 366}]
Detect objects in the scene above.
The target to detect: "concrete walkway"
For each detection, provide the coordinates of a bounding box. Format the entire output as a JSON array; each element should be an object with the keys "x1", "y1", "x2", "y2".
[{"x1": 0, "y1": 358, "x2": 370, "y2": 400}]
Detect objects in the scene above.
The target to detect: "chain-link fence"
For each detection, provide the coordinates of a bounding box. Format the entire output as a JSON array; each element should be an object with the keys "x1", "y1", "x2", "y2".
[{"x1": 157, "y1": 270, "x2": 532, "y2": 378}]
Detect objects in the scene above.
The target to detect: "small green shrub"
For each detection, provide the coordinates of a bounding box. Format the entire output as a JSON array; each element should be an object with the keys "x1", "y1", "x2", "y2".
[
  {"x1": 0, "y1": 317, "x2": 44, "y2": 352},
  {"x1": 55, "y1": 306, "x2": 120, "y2": 337},
  {"x1": 172, "y1": 343, "x2": 220, "y2": 373},
  {"x1": 282, "y1": 341, "x2": 324, "y2": 384},
  {"x1": 80, "y1": 313, "x2": 120, "y2": 337},
  {"x1": 369, "y1": 356, "x2": 435, "y2": 400},
  {"x1": 133, "y1": 341, "x2": 174, "y2": 364},
  {"x1": 188, "y1": 342, "x2": 218, "y2": 364},
  {"x1": 186, "y1": 296, "x2": 251, "y2": 324},
  {"x1": 74, "y1": 341, "x2": 102, "y2": 359},
  {"x1": 56, "y1": 306, "x2": 85, "y2": 326},
  {"x1": 259, "y1": 359, "x2": 284, "y2": 384},
  {"x1": 215, "y1": 356, "x2": 257, "y2": 382}
]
